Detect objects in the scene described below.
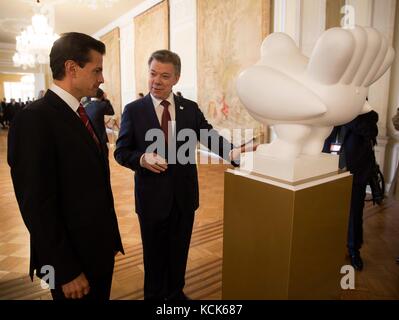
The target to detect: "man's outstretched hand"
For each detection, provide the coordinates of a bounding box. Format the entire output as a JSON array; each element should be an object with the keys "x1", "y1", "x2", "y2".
[{"x1": 230, "y1": 144, "x2": 259, "y2": 163}]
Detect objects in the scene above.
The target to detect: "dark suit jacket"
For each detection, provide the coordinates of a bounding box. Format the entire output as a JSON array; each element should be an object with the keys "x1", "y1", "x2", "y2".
[
  {"x1": 114, "y1": 94, "x2": 235, "y2": 221},
  {"x1": 8, "y1": 90, "x2": 123, "y2": 286},
  {"x1": 323, "y1": 110, "x2": 379, "y2": 185},
  {"x1": 85, "y1": 99, "x2": 115, "y2": 146}
]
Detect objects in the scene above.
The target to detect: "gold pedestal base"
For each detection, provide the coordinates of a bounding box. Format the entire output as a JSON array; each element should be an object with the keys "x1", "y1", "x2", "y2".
[{"x1": 222, "y1": 170, "x2": 352, "y2": 299}]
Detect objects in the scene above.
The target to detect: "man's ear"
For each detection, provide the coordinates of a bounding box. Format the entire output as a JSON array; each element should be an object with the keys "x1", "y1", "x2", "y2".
[
  {"x1": 174, "y1": 74, "x2": 180, "y2": 85},
  {"x1": 65, "y1": 60, "x2": 77, "y2": 78}
]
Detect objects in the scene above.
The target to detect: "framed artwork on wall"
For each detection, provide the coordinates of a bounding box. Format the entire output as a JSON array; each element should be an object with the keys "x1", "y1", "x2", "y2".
[
  {"x1": 134, "y1": 0, "x2": 169, "y2": 97},
  {"x1": 197, "y1": 0, "x2": 271, "y2": 144}
]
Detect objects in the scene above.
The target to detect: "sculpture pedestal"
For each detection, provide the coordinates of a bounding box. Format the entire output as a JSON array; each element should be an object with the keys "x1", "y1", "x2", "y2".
[
  {"x1": 240, "y1": 152, "x2": 340, "y2": 182},
  {"x1": 222, "y1": 169, "x2": 352, "y2": 299}
]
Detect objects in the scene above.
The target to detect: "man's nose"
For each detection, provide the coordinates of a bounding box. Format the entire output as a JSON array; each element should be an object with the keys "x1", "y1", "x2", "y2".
[{"x1": 154, "y1": 76, "x2": 162, "y2": 84}]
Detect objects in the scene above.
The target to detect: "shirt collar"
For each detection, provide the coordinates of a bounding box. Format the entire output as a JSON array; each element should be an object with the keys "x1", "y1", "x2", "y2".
[
  {"x1": 49, "y1": 83, "x2": 81, "y2": 113},
  {"x1": 150, "y1": 92, "x2": 174, "y2": 109}
]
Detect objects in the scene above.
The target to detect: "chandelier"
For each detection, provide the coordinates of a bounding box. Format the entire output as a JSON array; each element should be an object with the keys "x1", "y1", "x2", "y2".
[
  {"x1": 13, "y1": 13, "x2": 59, "y2": 69},
  {"x1": 76, "y1": 0, "x2": 119, "y2": 9}
]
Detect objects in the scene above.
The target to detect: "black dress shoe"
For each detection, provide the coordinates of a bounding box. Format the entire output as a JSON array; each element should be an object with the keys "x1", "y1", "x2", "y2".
[{"x1": 350, "y1": 252, "x2": 363, "y2": 271}]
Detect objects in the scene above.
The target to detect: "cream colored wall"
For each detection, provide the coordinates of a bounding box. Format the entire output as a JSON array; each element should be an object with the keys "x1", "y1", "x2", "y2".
[
  {"x1": 274, "y1": 0, "x2": 397, "y2": 186},
  {"x1": 299, "y1": 0, "x2": 326, "y2": 57},
  {"x1": 93, "y1": 0, "x2": 164, "y2": 110},
  {"x1": 93, "y1": 0, "x2": 198, "y2": 110},
  {"x1": 388, "y1": 0, "x2": 399, "y2": 140},
  {"x1": 170, "y1": 0, "x2": 197, "y2": 101},
  {"x1": 0, "y1": 73, "x2": 23, "y2": 100},
  {"x1": 273, "y1": 0, "x2": 301, "y2": 44},
  {"x1": 386, "y1": 0, "x2": 399, "y2": 190}
]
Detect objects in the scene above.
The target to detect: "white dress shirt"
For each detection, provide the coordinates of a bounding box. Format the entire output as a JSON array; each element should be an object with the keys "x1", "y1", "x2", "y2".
[
  {"x1": 150, "y1": 92, "x2": 176, "y2": 126},
  {"x1": 141, "y1": 92, "x2": 237, "y2": 165},
  {"x1": 49, "y1": 83, "x2": 81, "y2": 117},
  {"x1": 140, "y1": 92, "x2": 176, "y2": 166}
]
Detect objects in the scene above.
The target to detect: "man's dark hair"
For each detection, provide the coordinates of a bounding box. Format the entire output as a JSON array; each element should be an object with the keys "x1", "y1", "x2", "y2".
[
  {"x1": 148, "y1": 50, "x2": 181, "y2": 76},
  {"x1": 50, "y1": 32, "x2": 106, "y2": 80},
  {"x1": 96, "y1": 88, "x2": 104, "y2": 99}
]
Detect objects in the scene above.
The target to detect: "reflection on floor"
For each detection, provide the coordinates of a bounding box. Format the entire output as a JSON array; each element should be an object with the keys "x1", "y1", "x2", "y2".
[{"x1": 0, "y1": 129, "x2": 398, "y2": 300}]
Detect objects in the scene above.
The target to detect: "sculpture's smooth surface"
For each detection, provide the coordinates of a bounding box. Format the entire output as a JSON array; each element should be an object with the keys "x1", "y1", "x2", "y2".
[{"x1": 237, "y1": 26, "x2": 395, "y2": 160}]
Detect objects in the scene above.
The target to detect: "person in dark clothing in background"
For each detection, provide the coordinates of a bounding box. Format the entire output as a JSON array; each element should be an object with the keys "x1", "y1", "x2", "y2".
[
  {"x1": 85, "y1": 88, "x2": 115, "y2": 156},
  {"x1": 0, "y1": 98, "x2": 6, "y2": 128},
  {"x1": 323, "y1": 106, "x2": 379, "y2": 271}
]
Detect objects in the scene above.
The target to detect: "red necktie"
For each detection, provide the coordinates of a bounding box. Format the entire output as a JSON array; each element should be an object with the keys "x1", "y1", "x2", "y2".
[
  {"x1": 77, "y1": 104, "x2": 101, "y2": 149},
  {"x1": 161, "y1": 100, "x2": 171, "y2": 143}
]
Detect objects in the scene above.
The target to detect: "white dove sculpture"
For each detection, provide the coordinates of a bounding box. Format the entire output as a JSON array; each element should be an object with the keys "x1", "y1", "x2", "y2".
[{"x1": 236, "y1": 26, "x2": 394, "y2": 181}]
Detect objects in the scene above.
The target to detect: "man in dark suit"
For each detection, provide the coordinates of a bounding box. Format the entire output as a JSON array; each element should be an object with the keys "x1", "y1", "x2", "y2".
[
  {"x1": 8, "y1": 32, "x2": 123, "y2": 300},
  {"x1": 114, "y1": 49, "x2": 249, "y2": 300},
  {"x1": 85, "y1": 88, "x2": 115, "y2": 156},
  {"x1": 323, "y1": 108, "x2": 379, "y2": 271}
]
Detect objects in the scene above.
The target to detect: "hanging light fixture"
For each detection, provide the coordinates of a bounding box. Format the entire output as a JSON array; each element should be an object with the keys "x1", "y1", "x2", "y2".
[{"x1": 13, "y1": 1, "x2": 59, "y2": 69}]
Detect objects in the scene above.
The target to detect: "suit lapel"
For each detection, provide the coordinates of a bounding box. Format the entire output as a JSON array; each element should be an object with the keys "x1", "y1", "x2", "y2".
[
  {"x1": 44, "y1": 90, "x2": 101, "y2": 157},
  {"x1": 174, "y1": 94, "x2": 186, "y2": 135}
]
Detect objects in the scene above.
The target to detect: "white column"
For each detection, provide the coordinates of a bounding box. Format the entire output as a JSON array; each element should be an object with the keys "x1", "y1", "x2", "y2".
[
  {"x1": 368, "y1": 0, "x2": 396, "y2": 171},
  {"x1": 170, "y1": 0, "x2": 197, "y2": 101},
  {"x1": 120, "y1": 22, "x2": 136, "y2": 111},
  {"x1": 385, "y1": 0, "x2": 399, "y2": 190},
  {"x1": 345, "y1": 0, "x2": 396, "y2": 172},
  {"x1": 33, "y1": 72, "x2": 45, "y2": 99},
  {"x1": 345, "y1": 0, "x2": 374, "y2": 26},
  {"x1": 299, "y1": 0, "x2": 326, "y2": 57},
  {"x1": 274, "y1": 0, "x2": 302, "y2": 46}
]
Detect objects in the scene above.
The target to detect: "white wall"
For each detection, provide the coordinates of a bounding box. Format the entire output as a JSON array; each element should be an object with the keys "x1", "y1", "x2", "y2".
[
  {"x1": 274, "y1": 0, "x2": 301, "y2": 46},
  {"x1": 299, "y1": 0, "x2": 326, "y2": 57},
  {"x1": 119, "y1": 23, "x2": 135, "y2": 110},
  {"x1": 170, "y1": 0, "x2": 197, "y2": 101},
  {"x1": 386, "y1": 0, "x2": 399, "y2": 190},
  {"x1": 354, "y1": 0, "x2": 396, "y2": 171},
  {"x1": 33, "y1": 72, "x2": 45, "y2": 99},
  {"x1": 93, "y1": 0, "x2": 162, "y2": 111},
  {"x1": 276, "y1": 0, "x2": 397, "y2": 172},
  {"x1": 93, "y1": 0, "x2": 197, "y2": 111},
  {"x1": 389, "y1": 0, "x2": 399, "y2": 141}
]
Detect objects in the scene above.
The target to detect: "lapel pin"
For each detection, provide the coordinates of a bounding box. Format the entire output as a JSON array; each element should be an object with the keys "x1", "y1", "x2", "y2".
[{"x1": 179, "y1": 106, "x2": 184, "y2": 110}]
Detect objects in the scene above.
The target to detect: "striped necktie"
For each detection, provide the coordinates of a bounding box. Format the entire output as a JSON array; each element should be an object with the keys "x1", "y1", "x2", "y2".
[{"x1": 77, "y1": 104, "x2": 101, "y2": 150}]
